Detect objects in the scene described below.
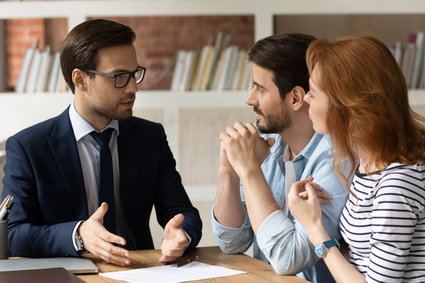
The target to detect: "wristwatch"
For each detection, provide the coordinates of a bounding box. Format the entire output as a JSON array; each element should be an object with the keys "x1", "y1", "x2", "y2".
[
  {"x1": 315, "y1": 239, "x2": 340, "y2": 258},
  {"x1": 75, "y1": 232, "x2": 86, "y2": 254}
]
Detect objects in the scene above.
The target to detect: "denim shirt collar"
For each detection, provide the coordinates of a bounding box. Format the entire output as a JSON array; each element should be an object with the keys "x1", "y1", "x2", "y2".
[{"x1": 269, "y1": 132, "x2": 324, "y2": 163}]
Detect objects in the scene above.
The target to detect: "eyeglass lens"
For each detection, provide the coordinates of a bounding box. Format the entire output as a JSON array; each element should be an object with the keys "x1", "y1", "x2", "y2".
[{"x1": 115, "y1": 68, "x2": 145, "y2": 88}]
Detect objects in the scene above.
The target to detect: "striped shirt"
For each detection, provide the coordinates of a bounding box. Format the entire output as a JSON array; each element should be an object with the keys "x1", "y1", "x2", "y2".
[{"x1": 340, "y1": 162, "x2": 425, "y2": 282}]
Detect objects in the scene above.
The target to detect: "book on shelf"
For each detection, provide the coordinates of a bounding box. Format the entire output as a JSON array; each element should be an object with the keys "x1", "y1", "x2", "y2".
[
  {"x1": 25, "y1": 48, "x2": 42, "y2": 93},
  {"x1": 58, "y1": 72, "x2": 68, "y2": 92},
  {"x1": 48, "y1": 51, "x2": 61, "y2": 92},
  {"x1": 241, "y1": 61, "x2": 253, "y2": 90},
  {"x1": 15, "y1": 43, "x2": 68, "y2": 93},
  {"x1": 401, "y1": 42, "x2": 415, "y2": 86},
  {"x1": 215, "y1": 45, "x2": 238, "y2": 91},
  {"x1": 389, "y1": 31, "x2": 425, "y2": 90},
  {"x1": 204, "y1": 32, "x2": 227, "y2": 90},
  {"x1": 35, "y1": 45, "x2": 52, "y2": 92},
  {"x1": 179, "y1": 50, "x2": 197, "y2": 91},
  {"x1": 191, "y1": 37, "x2": 213, "y2": 91},
  {"x1": 195, "y1": 45, "x2": 214, "y2": 91},
  {"x1": 170, "y1": 50, "x2": 187, "y2": 91},
  {"x1": 409, "y1": 31, "x2": 424, "y2": 89},
  {"x1": 223, "y1": 46, "x2": 240, "y2": 90},
  {"x1": 170, "y1": 32, "x2": 252, "y2": 92},
  {"x1": 232, "y1": 49, "x2": 248, "y2": 90},
  {"x1": 15, "y1": 39, "x2": 39, "y2": 93},
  {"x1": 389, "y1": 41, "x2": 403, "y2": 65}
]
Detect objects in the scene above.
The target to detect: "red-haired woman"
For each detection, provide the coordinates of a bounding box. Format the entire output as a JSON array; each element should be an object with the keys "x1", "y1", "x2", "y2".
[{"x1": 289, "y1": 35, "x2": 425, "y2": 283}]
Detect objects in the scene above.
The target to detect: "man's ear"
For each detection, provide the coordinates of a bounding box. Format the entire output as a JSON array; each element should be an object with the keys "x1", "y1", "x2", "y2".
[
  {"x1": 288, "y1": 86, "x2": 306, "y2": 111},
  {"x1": 72, "y1": 68, "x2": 88, "y2": 92}
]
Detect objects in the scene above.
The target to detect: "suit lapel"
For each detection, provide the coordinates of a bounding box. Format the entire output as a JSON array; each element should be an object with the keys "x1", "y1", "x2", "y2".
[{"x1": 48, "y1": 108, "x2": 88, "y2": 220}]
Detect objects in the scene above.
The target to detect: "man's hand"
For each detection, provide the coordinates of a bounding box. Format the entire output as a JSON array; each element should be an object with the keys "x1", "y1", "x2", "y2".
[
  {"x1": 159, "y1": 214, "x2": 189, "y2": 263},
  {"x1": 78, "y1": 202, "x2": 130, "y2": 266},
  {"x1": 219, "y1": 122, "x2": 274, "y2": 178},
  {"x1": 219, "y1": 138, "x2": 237, "y2": 175}
]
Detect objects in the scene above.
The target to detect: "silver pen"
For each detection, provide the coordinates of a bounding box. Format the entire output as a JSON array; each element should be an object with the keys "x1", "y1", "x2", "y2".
[
  {"x1": 0, "y1": 195, "x2": 13, "y2": 220},
  {"x1": 176, "y1": 255, "x2": 199, "y2": 267}
]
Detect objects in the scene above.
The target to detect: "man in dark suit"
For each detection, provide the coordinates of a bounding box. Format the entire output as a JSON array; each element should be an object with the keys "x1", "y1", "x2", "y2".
[{"x1": 1, "y1": 19, "x2": 202, "y2": 266}]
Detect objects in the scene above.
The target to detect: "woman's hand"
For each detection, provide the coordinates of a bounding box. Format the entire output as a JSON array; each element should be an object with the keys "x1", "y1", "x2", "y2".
[{"x1": 288, "y1": 177, "x2": 324, "y2": 232}]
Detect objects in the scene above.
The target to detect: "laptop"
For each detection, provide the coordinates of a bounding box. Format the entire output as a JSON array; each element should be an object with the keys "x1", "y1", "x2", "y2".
[{"x1": 0, "y1": 257, "x2": 98, "y2": 274}]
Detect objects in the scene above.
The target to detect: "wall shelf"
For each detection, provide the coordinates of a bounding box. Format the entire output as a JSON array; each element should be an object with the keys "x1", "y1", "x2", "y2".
[{"x1": 0, "y1": 0, "x2": 424, "y2": 184}]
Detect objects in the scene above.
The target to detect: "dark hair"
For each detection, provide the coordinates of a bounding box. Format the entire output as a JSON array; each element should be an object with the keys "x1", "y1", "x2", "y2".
[
  {"x1": 60, "y1": 19, "x2": 136, "y2": 93},
  {"x1": 248, "y1": 33, "x2": 316, "y2": 99}
]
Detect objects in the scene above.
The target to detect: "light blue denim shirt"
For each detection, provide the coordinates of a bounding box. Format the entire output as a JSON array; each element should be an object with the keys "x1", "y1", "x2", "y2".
[{"x1": 212, "y1": 133, "x2": 349, "y2": 283}]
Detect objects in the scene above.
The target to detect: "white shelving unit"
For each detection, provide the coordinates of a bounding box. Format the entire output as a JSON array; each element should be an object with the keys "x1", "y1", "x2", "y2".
[{"x1": 0, "y1": 0, "x2": 424, "y2": 164}]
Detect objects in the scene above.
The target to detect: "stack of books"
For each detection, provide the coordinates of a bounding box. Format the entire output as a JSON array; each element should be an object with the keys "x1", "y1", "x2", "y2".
[
  {"x1": 389, "y1": 31, "x2": 425, "y2": 89},
  {"x1": 170, "y1": 32, "x2": 252, "y2": 92},
  {"x1": 15, "y1": 39, "x2": 68, "y2": 94}
]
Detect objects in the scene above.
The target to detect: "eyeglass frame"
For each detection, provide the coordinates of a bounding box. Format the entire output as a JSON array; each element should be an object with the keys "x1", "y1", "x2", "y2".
[{"x1": 85, "y1": 66, "x2": 147, "y2": 88}]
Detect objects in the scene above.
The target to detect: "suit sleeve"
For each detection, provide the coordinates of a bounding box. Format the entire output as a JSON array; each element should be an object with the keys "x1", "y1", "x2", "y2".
[
  {"x1": 153, "y1": 124, "x2": 202, "y2": 250},
  {"x1": 2, "y1": 136, "x2": 79, "y2": 257}
]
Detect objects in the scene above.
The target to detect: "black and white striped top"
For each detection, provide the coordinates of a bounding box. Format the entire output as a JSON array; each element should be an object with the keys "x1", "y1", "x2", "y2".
[{"x1": 339, "y1": 162, "x2": 425, "y2": 282}]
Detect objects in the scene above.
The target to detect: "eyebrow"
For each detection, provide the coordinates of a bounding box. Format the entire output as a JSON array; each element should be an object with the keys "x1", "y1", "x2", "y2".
[
  {"x1": 107, "y1": 67, "x2": 139, "y2": 73},
  {"x1": 253, "y1": 81, "x2": 265, "y2": 90}
]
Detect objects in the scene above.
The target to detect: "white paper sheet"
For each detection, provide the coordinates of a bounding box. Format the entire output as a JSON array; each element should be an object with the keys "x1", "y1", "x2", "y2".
[{"x1": 100, "y1": 261, "x2": 246, "y2": 283}]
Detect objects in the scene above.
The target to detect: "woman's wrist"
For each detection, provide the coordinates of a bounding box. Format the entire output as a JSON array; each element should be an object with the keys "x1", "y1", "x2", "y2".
[{"x1": 307, "y1": 223, "x2": 330, "y2": 246}]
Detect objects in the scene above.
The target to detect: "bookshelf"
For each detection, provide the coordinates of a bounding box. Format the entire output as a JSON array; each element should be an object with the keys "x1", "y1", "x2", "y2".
[{"x1": 0, "y1": 0, "x2": 425, "y2": 184}]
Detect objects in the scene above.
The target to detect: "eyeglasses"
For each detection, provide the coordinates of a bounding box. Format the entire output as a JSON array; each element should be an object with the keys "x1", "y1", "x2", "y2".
[{"x1": 86, "y1": 66, "x2": 147, "y2": 88}]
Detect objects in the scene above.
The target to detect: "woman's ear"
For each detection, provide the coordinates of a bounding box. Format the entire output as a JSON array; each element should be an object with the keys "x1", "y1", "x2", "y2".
[
  {"x1": 72, "y1": 68, "x2": 88, "y2": 92},
  {"x1": 288, "y1": 86, "x2": 307, "y2": 111}
]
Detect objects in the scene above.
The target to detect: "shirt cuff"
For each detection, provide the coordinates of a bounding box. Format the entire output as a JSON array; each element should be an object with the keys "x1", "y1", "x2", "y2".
[
  {"x1": 256, "y1": 209, "x2": 294, "y2": 252},
  {"x1": 183, "y1": 231, "x2": 192, "y2": 249},
  {"x1": 210, "y1": 204, "x2": 251, "y2": 240}
]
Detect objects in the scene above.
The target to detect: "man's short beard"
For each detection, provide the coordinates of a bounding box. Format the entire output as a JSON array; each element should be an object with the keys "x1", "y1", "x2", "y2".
[{"x1": 256, "y1": 106, "x2": 291, "y2": 134}]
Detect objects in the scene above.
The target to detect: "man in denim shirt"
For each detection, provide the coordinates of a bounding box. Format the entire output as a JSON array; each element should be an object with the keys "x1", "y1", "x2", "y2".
[{"x1": 212, "y1": 33, "x2": 349, "y2": 283}]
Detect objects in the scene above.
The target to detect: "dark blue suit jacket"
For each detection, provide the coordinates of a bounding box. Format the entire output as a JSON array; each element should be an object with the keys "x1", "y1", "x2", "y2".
[{"x1": 2, "y1": 108, "x2": 202, "y2": 257}]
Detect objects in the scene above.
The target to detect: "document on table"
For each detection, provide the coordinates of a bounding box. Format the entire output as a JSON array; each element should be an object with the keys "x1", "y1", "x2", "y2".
[{"x1": 100, "y1": 261, "x2": 246, "y2": 283}]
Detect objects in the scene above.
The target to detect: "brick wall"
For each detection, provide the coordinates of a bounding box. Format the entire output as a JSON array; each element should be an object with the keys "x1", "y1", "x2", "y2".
[
  {"x1": 6, "y1": 16, "x2": 254, "y2": 91},
  {"x1": 6, "y1": 19, "x2": 46, "y2": 90}
]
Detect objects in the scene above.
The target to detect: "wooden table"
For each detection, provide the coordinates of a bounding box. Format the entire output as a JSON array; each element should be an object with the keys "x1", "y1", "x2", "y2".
[{"x1": 78, "y1": 246, "x2": 309, "y2": 282}]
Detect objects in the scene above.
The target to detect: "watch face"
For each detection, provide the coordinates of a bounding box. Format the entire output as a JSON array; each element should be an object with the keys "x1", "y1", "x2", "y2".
[{"x1": 315, "y1": 245, "x2": 325, "y2": 257}]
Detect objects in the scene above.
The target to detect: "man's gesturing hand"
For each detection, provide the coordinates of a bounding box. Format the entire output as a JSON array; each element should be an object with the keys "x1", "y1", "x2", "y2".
[
  {"x1": 159, "y1": 214, "x2": 189, "y2": 263},
  {"x1": 78, "y1": 202, "x2": 130, "y2": 266}
]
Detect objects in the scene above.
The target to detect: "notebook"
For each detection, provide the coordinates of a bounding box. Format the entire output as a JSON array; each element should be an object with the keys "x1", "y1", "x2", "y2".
[
  {"x1": 0, "y1": 257, "x2": 98, "y2": 274},
  {"x1": 0, "y1": 267, "x2": 85, "y2": 283}
]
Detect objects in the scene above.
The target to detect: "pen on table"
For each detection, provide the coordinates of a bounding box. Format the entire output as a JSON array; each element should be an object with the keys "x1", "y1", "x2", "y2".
[{"x1": 176, "y1": 256, "x2": 198, "y2": 267}]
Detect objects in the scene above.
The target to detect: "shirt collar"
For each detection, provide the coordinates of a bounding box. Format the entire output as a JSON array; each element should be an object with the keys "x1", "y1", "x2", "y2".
[
  {"x1": 269, "y1": 132, "x2": 325, "y2": 162},
  {"x1": 68, "y1": 102, "x2": 119, "y2": 142}
]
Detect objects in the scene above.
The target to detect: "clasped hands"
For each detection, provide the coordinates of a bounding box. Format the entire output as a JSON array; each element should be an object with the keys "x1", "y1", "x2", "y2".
[
  {"x1": 78, "y1": 203, "x2": 189, "y2": 266},
  {"x1": 219, "y1": 122, "x2": 274, "y2": 178},
  {"x1": 219, "y1": 121, "x2": 332, "y2": 215}
]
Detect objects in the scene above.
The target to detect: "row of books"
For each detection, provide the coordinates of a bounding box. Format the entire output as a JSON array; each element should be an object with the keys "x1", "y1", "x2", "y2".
[
  {"x1": 15, "y1": 40, "x2": 68, "y2": 93},
  {"x1": 389, "y1": 31, "x2": 425, "y2": 89},
  {"x1": 171, "y1": 32, "x2": 252, "y2": 92}
]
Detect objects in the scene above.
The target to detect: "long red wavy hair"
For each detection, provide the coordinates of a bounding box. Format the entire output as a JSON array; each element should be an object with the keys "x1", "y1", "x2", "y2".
[{"x1": 306, "y1": 35, "x2": 425, "y2": 189}]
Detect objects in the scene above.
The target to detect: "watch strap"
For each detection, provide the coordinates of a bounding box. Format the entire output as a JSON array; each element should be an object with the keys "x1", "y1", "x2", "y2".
[{"x1": 322, "y1": 239, "x2": 340, "y2": 249}]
